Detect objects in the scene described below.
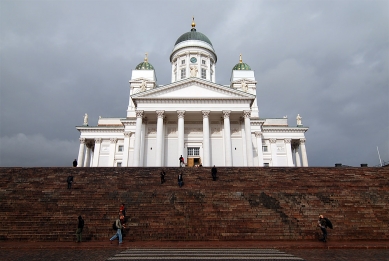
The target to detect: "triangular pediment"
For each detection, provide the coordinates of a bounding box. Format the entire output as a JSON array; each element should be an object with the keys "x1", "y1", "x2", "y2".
[{"x1": 131, "y1": 78, "x2": 254, "y2": 99}]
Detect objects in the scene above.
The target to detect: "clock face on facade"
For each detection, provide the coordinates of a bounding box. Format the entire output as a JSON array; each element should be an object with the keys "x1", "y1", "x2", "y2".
[{"x1": 190, "y1": 57, "x2": 197, "y2": 63}]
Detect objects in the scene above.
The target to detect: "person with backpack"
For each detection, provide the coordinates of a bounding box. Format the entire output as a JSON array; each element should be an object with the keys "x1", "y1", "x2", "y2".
[
  {"x1": 110, "y1": 215, "x2": 125, "y2": 244},
  {"x1": 76, "y1": 215, "x2": 84, "y2": 242},
  {"x1": 179, "y1": 155, "x2": 184, "y2": 167},
  {"x1": 317, "y1": 214, "x2": 332, "y2": 242}
]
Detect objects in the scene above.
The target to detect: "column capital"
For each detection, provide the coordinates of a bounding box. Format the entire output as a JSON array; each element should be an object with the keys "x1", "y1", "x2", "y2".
[
  {"x1": 243, "y1": 110, "x2": 251, "y2": 118},
  {"x1": 269, "y1": 138, "x2": 277, "y2": 143},
  {"x1": 110, "y1": 138, "x2": 118, "y2": 144},
  {"x1": 300, "y1": 138, "x2": 306, "y2": 144},
  {"x1": 135, "y1": 110, "x2": 144, "y2": 118},
  {"x1": 79, "y1": 138, "x2": 86, "y2": 144},
  {"x1": 202, "y1": 110, "x2": 210, "y2": 118},
  {"x1": 222, "y1": 110, "x2": 231, "y2": 119},
  {"x1": 124, "y1": 132, "x2": 132, "y2": 137},
  {"x1": 284, "y1": 138, "x2": 292, "y2": 143},
  {"x1": 255, "y1": 131, "x2": 262, "y2": 138},
  {"x1": 94, "y1": 138, "x2": 102, "y2": 144},
  {"x1": 156, "y1": 110, "x2": 165, "y2": 118},
  {"x1": 177, "y1": 110, "x2": 185, "y2": 118}
]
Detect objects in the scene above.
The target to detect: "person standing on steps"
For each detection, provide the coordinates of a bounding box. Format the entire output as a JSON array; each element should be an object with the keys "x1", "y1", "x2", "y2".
[
  {"x1": 119, "y1": 203, "x2": 126, "y2": 218},
  {"x1": 318, "y1": 214, "x2": 328, "y2": 242},
  {"x1": 179, "y1": 155, "x2": 184, "y2": 167},
  {"x1": 76, "y1": 215, "x2": 84, "y2": 242},
  {"x1": 73, "y1": 159, "x2": 77, "y2": 167},
  {"x1": 110, "y1": 215, "x2": 125, "y2": 245},
  {"x1": 160, "y1": 169, "x2": 166, "y2": 184},
  {"x1": 211, "y1": 165, "x2": 217, "y2": 181},
  {"x1": 178, "y1": 173, "x2": 184, "y2": 187},
  {"x1": 67, "y1": 175, "x2": 73, "y2": 189}
]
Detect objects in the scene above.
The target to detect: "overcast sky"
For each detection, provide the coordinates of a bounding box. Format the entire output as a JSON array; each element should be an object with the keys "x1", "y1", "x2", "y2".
[{"x1": 1, "y1": 0, "x2": 388, "y2": 167}]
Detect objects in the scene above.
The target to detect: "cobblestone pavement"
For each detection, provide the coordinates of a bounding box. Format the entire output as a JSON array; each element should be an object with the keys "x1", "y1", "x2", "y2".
[{"x1": 1, "y1": 241, "x2": 388, "y2": 261}]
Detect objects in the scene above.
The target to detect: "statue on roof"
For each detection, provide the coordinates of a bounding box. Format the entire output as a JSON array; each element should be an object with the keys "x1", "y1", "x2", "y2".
[
  {"x1": 83, "y1": 113, "x2": 88, "y2": 126},
  {"x1": 190, "y1": 66, "x2": 198, "y2": 77},
  {"x1": 296, "y1": 114, "x2": 302, "y2": 126}
]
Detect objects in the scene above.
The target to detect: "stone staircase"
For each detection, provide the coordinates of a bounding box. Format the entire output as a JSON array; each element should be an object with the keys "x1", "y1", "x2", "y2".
[{"x1": 0, "y1": 167, "x2": 388, "y2": 241}]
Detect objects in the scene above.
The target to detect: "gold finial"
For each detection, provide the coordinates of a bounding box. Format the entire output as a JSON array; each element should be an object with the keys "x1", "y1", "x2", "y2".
[
  {"x1": 191, "y1": 17, "x2": 196, "y2": 28},
  {"x1": 144, "y1": 53, "x2": 148, "y2": 62},
  {"x1": 239, "y1": 54, "x2": 243, "y2": 63}
]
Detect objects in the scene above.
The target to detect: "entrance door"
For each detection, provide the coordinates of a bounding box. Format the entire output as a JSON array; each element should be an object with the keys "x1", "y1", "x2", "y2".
[{"x1": 187, "y1": 158, "x2": 194, "y2": 167}]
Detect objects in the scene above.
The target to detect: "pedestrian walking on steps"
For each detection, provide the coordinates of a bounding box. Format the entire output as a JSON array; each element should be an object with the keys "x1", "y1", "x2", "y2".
[
  {"x1": 76, "y1": 215, "x2": 84, "y2": 242},
  {"x1": 110, "y1": 215, "x2": 125, "y2": 245},
  {"x1": 318, "y1": 214, "x2": 328, "y2": 242}
]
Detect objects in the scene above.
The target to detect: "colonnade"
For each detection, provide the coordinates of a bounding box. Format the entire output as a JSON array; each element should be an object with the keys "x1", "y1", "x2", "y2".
[
  {"x1": 76, "y1": 112, "x2": 308, "y2": 167},
  {"x1": 131, "y1": 110, "x2": 254, "y2": 167}
]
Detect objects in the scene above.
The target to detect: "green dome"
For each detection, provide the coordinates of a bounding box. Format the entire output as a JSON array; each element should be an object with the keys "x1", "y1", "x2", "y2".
[
  {"x1": 175, "y1": 28, "x2": 213, "y2": 46},
  {"x1": 232, "y1": 54, "x2": 251, "y2": 70},
  {"x1": 135, "y1": 61, "x2": 154, "y2": 70},
  {"x1": 233, "y1": 62, "x2": 251, "y2": 70},
  {"x1": 135, "y1": 53, "x2": 154, "y2": 70}
]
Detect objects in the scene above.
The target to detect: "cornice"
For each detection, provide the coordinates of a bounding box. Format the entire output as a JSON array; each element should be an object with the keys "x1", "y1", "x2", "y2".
[
  {"x1": 262, "y1": 127, "x2": 309, "y2": 133},
  {"x1": 132, "y1": 78, "x2": 255, "y2": 99},
  {"x1": 76, "y1": 127, "x2": 124, "y2": 133}
]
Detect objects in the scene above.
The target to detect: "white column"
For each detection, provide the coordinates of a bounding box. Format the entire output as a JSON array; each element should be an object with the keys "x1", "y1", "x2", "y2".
[
  {"x1": 243, "y1": 110, "x2": 253, "y2": 166},
  {"x1": 133, "y1": 110, "x2": 143, "y2": 167},
  {"x1": 77, "y1": 138, "x2": 86, "y2": 167},
  {"x1": 156, "y1": 110, "x2": 165, "y2": 166},
  {"x1": 84, "y1": 143, "x2": 92, "y2": 167},
  {"x1": 270, "y1": 138, "x2": 278, "y2": 167},
  {"x1": 285, "y1": 139, "x2": 294, "y2": 167},
  {"x1": 108, "y1": 138, "x2": 117, "y2": 167},
  {"x1": 223, "y1": 110, "x2": 233, "y2": 166},
  {"x1": 122, "y1": 132, "x2": 131, "y2": 167},
  {"x1": 177, "y1": 110, "x2": 185, "y2": 163},
  {"x1": 295, "y1": 144, "x2": 301, "y2": 167},
  {"x1": 255, "y1": 131, "x2": 264, "y2": 167},
  {"x1": 202, "y1": 110, "x2": 211, "y2": 167},
  {"x1": 92, "y1": 138, "x2": 101, "y2": 167},
  {"x1": 300, "y1": 138, "x2": 309, "y2": 167}
]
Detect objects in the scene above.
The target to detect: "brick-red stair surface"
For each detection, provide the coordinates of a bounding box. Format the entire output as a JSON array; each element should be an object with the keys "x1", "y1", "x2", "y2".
[{"x1": 0, "y1": 167, "x2": 388, "y2": 242}]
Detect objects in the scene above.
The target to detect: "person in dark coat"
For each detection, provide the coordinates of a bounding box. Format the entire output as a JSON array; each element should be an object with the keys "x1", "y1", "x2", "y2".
[
  {"x1": 67, "y1": 175, "x2": 74, "y2": 189},
  {"x1": 178, "y1": 173, "x2": 183, "y2": 187},
  {"x1": 160, "y1": 170, "x2": 166, "y2": 184},
  {"x1": 76, "y1": 215, "x2": 84, "y2": 242},
  {"x1": 73, "y1": 159, "x2": 77, "y2": 167},
  {"x1": 211, "y1": 165, "x2": 217, "y2": 181},
  {"x1": 318, "y1": 214, "x2": 328, "y2": 242}
]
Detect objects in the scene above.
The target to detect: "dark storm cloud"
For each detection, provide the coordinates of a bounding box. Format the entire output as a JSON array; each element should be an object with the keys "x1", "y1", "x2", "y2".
[{"x1": 1, "y1": 0, "x2": 388, "y2": 167}]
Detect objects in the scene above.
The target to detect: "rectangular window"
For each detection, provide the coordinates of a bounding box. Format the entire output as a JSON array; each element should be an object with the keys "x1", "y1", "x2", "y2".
[
  {"x1": 202, "y1": 60, "x2": 206, "y2": 65},
  {"x1": 118, "y1": 145, "x2": 124, "y2": 152},
  {"x1": 264, "y1": 163, "x2": 270, "y2": 167},
  {"x1": 181, "y1": 68, "x2": 186, "y2": 79},
  {"x1": 187, "y1": 147, "x2": 200, "y2": 156},
  {"x1": 181, "y1": 60, "x2": 185, "y2": 65},
  {"x1": 262, "y1": 146, "x2": 268, "y2": 152},
  {"x1": 117, "y1": 162, "x2": 122, "y2": 167},
  {"x1": 201, "y1": 68, "x2": 206, "y2": 79}
]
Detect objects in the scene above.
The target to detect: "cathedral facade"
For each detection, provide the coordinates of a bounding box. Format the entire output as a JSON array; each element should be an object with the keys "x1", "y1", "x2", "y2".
[{"x1": 76, "y1": 20, "x2": 309, "y2": 167}]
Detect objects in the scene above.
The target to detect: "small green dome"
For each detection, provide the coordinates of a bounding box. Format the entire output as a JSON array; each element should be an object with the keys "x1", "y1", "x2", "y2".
[
  {"x1": 135, "y1": 53, "x2": 154, "y2": 70},
  {"x1": 175, "y1": 18, "x2": 213, "y2": 46},
  {"x1": 232, "y1": 54, "x2": 251, "y2": 70}
]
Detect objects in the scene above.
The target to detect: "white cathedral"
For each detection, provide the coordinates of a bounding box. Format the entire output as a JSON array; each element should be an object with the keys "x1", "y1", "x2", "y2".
[{"x1": 76, "y1": 19, "x2": 309, "y2": 168}]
